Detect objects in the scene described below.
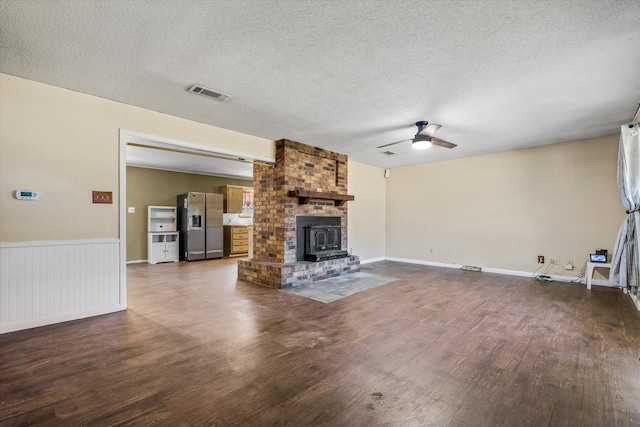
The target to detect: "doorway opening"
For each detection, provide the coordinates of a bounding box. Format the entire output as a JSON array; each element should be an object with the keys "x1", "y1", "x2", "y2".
[{"x1": 118, "y1": 129, "x2": 272, "y2": 308}]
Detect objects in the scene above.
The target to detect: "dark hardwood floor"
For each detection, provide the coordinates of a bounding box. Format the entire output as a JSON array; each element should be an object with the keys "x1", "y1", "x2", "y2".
[{"x1": 1, "y1": 259, "x2": 639, "y2": 426}]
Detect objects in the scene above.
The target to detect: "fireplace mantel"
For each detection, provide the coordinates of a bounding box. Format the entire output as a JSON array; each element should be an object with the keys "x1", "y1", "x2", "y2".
[{"x1": 288, "y1": 190, "x2": 355, "y2": 207}]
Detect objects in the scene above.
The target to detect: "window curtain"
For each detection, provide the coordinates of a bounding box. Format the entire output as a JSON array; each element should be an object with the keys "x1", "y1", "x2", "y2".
[{"x1": 611, "y1": 122, "x2": 640, "y2": 294}]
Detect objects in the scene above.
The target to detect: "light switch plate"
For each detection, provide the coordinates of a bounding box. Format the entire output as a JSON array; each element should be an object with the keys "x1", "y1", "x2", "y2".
[{"x1": 92, "y1": 191, "x2": 113, "y2": 204}]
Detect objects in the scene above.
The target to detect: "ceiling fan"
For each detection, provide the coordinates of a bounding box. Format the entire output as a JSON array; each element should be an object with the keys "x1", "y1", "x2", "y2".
[{"x1": 377, "y1": 121, "x2": 457, "y2": 150}]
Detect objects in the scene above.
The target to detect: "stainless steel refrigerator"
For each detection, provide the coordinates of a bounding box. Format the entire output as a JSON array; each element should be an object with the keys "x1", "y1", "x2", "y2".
[{"x1": 177, "y1": 192, "x2": 223, "y2": 261}]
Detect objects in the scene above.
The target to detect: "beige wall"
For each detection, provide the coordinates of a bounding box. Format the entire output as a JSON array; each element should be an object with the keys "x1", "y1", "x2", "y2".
[
  {"x1": 386, "y1": 135, "x2": 624, "y2": 277},
  {"x1": 125, "y1": 105, "x2": 273, "y2": 160},
  {"x1": 0, "y1": 73, "x2": 625, "y2": 279},
  {"x1": 126, "y1": 166, "x2": 251, "y2": 261},
  {"x1": 0, "y1": 74, "x2": 124, "y2": 240},
  {"x1": 0, "y1": 73, "x2": 273, "y2": 242},
  {"x1": 348, "y1": 160, "x2": 386, "y2": 261}
]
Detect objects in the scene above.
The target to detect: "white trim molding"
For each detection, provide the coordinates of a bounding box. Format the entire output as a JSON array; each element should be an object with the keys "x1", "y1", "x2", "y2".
[
  {"x1": 121, "y1": 129, "x2": 275, "y2": 164},
  {"x1": 360, "y1": 257, "x2": 386, "y2": 265},
  {"x1": 0, "y1": 238, "x2": 119, "y2": 248}
]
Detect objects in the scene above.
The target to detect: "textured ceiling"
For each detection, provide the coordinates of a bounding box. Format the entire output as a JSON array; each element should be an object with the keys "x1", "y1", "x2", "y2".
[{"x1": 1, "y1": 0, "x2": 639, "y2": 174}]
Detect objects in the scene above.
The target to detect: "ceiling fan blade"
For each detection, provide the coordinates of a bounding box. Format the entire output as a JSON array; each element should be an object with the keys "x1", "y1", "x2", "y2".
[
  {"x1": 418, "y1": 123, "x2": 442, "y2": 137},
  {"x1": 431, "y1": 137, "x2": 457, "y2": 149},
  {"x1": 376, "y1": 139, "x2": 411, "y2": 149}
]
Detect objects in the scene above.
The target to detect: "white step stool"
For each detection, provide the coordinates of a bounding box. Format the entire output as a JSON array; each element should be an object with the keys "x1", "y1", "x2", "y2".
[{"x1": 586, "y1": 261, "x2": 612, "y2": 289}]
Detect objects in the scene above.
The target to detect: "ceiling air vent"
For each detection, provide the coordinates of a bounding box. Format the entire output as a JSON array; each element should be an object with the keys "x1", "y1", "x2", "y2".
[
  {"x1": 382, "y1": 151, "x2": 396, "y2": 156},
  {"x1": 188, "y1": 84, "x2": 231, "y2": 102}
]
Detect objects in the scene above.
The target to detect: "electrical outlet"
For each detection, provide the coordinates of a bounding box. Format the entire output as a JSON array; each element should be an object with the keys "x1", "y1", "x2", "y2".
[
  {"x1": 567, "y1": 260, "x2": 573, "y2": 266},
  {"x1": 550, "y1": 258, "x2": 559, "y2": 265},
  {"x1": 538, "y1": 255, "x2": 544, "y2": 264}
]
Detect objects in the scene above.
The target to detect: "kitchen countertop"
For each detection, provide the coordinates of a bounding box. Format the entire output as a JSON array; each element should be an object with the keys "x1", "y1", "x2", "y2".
[{"x1": 223, "y1": 213, "x2": 253, "y2": 226}]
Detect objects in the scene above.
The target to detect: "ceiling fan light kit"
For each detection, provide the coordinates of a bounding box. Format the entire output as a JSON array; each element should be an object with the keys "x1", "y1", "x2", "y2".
[
  {"x1": 412, "y1": 138, "x2": 432, "y2": 149},
  {"x1": 376, "y1": 120, "x2": 457, "y2": 151}
]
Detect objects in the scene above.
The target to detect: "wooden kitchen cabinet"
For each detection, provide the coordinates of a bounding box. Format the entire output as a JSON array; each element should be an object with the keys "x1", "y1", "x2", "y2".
[
  {"x1": 220, "y1": 185, "x2": 244, "y2": 213},
  {"x1": 224, "y1": 225, "x2": 249, "y2": 257}
]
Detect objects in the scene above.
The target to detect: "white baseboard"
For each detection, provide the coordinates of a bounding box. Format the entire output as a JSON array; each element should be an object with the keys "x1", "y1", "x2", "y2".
[
  {"x1": 385, "y1": 257, "x2": 463, "y2": 269},
  {"x1": 360, "y1": 257, "x2": 386, "y2": 265},
  {"x1": 383, "y1": 257, "x2": 618, "y2": 288},
  {"x1": 127, "y1": 259, "x2": 148, "y2": 264},
  {"x1": 0, "y1": 304, "x2": 123, "y2": 334}
]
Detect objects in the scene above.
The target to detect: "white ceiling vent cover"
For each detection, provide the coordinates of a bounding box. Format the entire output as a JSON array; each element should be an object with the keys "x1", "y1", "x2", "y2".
[{"x1": 188, "y1": 84, "x2": 231, "y2": 102}]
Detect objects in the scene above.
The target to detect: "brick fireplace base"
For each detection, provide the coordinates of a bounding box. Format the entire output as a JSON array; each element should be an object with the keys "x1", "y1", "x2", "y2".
[{"x1": 238, "y1": 256, "x2": 361, "y2": 289}]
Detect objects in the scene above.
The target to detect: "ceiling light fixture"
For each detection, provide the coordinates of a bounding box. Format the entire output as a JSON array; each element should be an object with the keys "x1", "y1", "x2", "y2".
[{"x1": 412, "y1": 138, "x2": 432, "y2": 150}]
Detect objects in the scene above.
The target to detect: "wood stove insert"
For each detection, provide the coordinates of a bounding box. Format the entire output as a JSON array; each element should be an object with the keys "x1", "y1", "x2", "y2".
[{"x1": 296, "y1": 216, "x2": 348, "y2": 262}]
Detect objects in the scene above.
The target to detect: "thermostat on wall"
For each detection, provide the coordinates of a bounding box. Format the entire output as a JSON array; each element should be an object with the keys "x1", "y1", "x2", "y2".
[{"x1": 14, "y1": 190, "x2": 39, "y2": 200}]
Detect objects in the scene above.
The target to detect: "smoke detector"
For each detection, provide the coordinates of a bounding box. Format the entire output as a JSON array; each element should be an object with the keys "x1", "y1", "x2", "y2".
[{"x1": 188, "y1": 84, "x2": 231, "y2": 102}]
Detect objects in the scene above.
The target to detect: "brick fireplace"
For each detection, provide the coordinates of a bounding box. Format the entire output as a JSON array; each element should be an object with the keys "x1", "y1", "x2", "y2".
[{"x1": 237, "y1": 139, "x2": 360, "y2": 288}]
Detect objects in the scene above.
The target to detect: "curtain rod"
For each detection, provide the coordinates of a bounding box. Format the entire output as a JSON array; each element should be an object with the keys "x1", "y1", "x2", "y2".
[
  {"x1": 633, "y1": 103, "x2": 640, "y2": 123},
  {"x1": 127, "y1": 142, "x2": 274, "y2": 167}
]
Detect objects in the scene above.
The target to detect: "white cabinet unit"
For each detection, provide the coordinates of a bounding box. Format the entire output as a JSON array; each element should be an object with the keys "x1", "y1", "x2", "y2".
[
  {"x1": 148, "y1": 206, "x2": 179, "y2": 264},
  {"x1": 148, "y1": 205, "x2": 177, "y2": 232},
  {"x1": 148, "y1": 232, "x2": 179, "y2": 264}
]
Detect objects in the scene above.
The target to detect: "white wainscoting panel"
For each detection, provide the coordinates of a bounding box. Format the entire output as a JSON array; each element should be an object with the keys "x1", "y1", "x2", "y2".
[{"x1": 0, "y1": 239, "x2": 122, "y2": 333}]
